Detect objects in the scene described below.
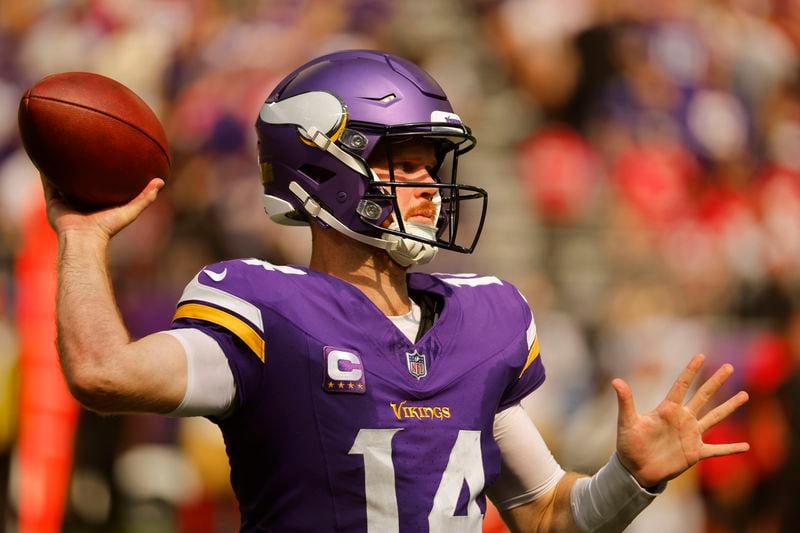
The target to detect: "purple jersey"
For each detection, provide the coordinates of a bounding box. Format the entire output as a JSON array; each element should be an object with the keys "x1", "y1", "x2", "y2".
[{"x1": 171, "y1": 259, "x2": 545, "y2": 532}]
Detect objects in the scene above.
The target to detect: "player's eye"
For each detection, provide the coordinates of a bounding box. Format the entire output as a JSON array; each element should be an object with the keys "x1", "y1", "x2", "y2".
[
  {"x1": 426, "y1": 166, "x2": 443, "y2": 183},
  {"x1": 399, "y1": 162, "x2": 422, "y2": 173}
]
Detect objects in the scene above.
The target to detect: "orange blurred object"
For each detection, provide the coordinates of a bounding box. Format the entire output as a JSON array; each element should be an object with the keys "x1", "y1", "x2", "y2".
[
  {"x1": 483, "y1": 499, "x2": 509, "y2": 533},
  {"x1": 15, "y1": 200, "x2": 79, "y2": 532}
]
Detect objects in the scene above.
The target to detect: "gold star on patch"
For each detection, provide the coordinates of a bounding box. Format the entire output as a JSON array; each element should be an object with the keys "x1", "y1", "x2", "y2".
[
  {"x1": 327, "y1": 382, "x2": 334, "y2": 389},
  {"x1": 348, "y1": 383, "x2": 354, "y2": 389},
  {"x1": 357, "y1": 383, "x2": 364, "y2": 389},
  {"x1": 338, "y1": 382, "x2": 344, "y2": 389}
]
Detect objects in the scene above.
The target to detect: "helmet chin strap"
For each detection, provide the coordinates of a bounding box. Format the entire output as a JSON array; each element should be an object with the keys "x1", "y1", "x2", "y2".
[
  {"x1": 288, "y1": 181, "x2": 440, "y2": 267},
  {"x1": 305, "y1": 127, "x2": 380, "y2": 181},
  {"x1": 383, "y1": 191, "x2": 441, "y2": 267},
  {"x1": 382, "y1": 222, "x2": 438, "y2": 267}
]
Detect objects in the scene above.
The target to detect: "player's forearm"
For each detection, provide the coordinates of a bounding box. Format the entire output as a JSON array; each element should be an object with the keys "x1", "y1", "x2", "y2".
[
  {"x1": 500, "y1": 473, "x2": 581, "y2": 533},
  {"x1": 502, "y1": 454, "x2": 663, "y2": 533},
  {"x1": 533, "y1": 473, "x2": 582, "y2": 533},
  {"x1": 56, "y1": 229, "x2": 131, "y2": 407}
]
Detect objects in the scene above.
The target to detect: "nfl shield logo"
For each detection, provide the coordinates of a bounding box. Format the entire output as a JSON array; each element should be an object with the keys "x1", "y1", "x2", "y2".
[{"x1": 406, "y1": 350, "x2": 427, "y2": 379}]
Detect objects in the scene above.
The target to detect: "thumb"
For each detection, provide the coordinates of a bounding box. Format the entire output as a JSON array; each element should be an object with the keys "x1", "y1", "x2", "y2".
[
  {"x1": 98, "y1": 178, "x2": 164, "y2": 236},
  {"x1": 612, "y1": 378, "x2": 638, "y2": 428}
]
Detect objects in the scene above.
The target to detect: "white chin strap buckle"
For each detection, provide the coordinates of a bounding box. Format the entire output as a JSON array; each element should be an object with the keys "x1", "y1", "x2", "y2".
[{"x1": 382, "y1": 222, "x2": 439, "y2": 267}]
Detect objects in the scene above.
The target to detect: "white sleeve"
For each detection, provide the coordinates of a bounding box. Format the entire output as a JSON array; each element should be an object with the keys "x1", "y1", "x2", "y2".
[
  {"x1": 570, "y1": 453, "x2": 664, "y2": 532},
  {"x1": 488, "y1": 403, "x2": 566, "y2": 510},
  {"x1": 163, "y1": 328, "x2": 237, "y2": 417}
]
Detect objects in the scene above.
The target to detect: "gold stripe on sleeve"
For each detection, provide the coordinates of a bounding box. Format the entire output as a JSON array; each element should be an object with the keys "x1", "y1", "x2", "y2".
[
  {"x1": 173, "y1": 303, "x2": 265, "y2": 362},
  {"x1": 518, "y1": 335, "x2": 540, "y2": 379}
]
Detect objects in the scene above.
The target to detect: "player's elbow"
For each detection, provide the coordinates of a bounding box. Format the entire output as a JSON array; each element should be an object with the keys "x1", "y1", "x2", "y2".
[{"x1": 62, "y1": 359, "x2": 122, "y2": 413}]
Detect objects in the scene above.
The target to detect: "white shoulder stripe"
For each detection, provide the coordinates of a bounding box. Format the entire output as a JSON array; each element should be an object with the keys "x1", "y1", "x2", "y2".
[
  {"x1": 526, "y1": 316, "x2": 537, "y2": 350},
  {"x1": 241, "y1": 258, "x2": 306, "y2": 275},
  {"x1": 178, "y1": 273, "x2": 264, "y2": 333},
  {"x1": 439, "y1": 275, "x2": 502, "y2": 287},
  {"x1": 516, "y1": 290, "x2": 536, "y2": 349}
]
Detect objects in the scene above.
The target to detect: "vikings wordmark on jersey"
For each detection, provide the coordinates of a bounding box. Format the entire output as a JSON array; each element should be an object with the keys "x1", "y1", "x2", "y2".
[{"x1": 172, "y1": 259, "x2": 545, "y2": 533}]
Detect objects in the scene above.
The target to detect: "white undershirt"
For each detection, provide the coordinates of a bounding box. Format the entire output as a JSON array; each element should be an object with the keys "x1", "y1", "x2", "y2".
[
  {"x1": 386, "y1": 300, "x2": 422, "y2": 343},
  {"x1": 164, "y1": 319, "x2": 564, "y2": 509}
]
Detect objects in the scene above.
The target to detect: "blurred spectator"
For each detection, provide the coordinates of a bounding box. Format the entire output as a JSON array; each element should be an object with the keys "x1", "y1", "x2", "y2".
[{"x1": 773, "y1": 302, "x2": 800, "y2": 531}]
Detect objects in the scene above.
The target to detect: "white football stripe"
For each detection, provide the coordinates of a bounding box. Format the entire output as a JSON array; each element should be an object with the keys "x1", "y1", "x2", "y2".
[{"x1": 178, "y1": 273, "x2": 264, "y2": 333}]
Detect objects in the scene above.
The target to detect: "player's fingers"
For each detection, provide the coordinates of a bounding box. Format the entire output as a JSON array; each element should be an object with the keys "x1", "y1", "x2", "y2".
[
  {"x1": 685, "y1": 363, "x2": 734, "y2": 416},
  {"x1": 140, "y1": 177, "x2": 165, "y2": 198},
  {"x1": 699, "y1": 391, "x2": 749, "y2": 433},
  {"x1": 100, "y1": 178, "x2": 164, "y2": 234},
  {"x1": 123, "y1": 178, "x2": 164, "y2": 213},
  {"x1": 665, "y1": 354, "x2": 705, "y2": 404},
  {"x1": 612, "y1": 378, "x2": 638, "y2": 427},
  {"x1": 39, "y1": 173, "x2": 59, "y2": 203},
  {"x1": 699, "y1": 441, "x2": 750, "y2": 460},
  {"x1": 38, "y1": 174, "x2": 74, "y2": 229}
]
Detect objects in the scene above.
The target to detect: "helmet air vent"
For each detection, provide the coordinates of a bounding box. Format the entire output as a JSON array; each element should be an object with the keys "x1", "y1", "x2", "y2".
[
  {"x1": 362, "y1": 93, "x2": 397, "y2": 104},
  {"x1": 299, "y1": 164, "x2": 336, "y2": 184}
]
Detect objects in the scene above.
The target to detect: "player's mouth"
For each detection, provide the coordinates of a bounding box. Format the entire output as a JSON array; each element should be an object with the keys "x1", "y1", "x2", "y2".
[
  {"x1": 407, "y1": 215, "x2": 435, "y2": 225},
  {"x1": 404, "y1": 205, "x2": 437, "y2": 225},
  {"x1": 406, "y1": 213, "x2": 436, "y2": 225}
]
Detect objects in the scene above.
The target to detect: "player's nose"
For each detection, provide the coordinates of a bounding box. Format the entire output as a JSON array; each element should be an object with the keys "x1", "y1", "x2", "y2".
[{"x1": 413, "y1": 169, "x2": 437, "y2": 199}]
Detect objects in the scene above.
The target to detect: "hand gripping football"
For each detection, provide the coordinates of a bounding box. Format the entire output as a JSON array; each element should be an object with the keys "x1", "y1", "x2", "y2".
[{"x1": 18, "y1": 72, "x2": 171, "y2": 211}]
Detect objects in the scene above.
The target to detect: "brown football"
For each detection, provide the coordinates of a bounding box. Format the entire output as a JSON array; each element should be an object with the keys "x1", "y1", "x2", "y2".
[{"x1": 18, "y1": 72, "x2": 171, "y2": 211}]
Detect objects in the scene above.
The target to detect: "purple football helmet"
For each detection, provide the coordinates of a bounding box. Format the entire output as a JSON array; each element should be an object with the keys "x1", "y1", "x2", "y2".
[{"x1": 255, "y1": 50, "x2": 488, "y2": 263}]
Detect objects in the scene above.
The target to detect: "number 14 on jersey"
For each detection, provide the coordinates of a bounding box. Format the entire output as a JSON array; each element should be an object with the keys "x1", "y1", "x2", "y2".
[{"x1": 349, "y1": 428, "x2": 485, "y2": 532}]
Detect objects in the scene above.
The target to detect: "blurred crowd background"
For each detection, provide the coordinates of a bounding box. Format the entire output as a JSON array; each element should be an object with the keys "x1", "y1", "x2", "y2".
[{"x1": 2, "y1": 0, "x2": 800, "y2": 531}]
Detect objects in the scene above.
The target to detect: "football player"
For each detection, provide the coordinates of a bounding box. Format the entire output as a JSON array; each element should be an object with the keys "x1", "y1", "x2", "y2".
[{"x1": 44, "y1": 50, "x2": 749, "y2": 532}]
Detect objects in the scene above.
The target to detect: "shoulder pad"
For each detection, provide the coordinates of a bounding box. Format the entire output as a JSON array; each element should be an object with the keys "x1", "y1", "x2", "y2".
[{"x1": 173, "y1": 260, "x2": 272, "y2": 362}]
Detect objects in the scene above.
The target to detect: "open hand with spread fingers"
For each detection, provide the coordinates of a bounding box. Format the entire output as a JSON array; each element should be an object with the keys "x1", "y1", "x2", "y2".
[{"x1": 612, "y1": 354, "x2": 750, "y2": 488}]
